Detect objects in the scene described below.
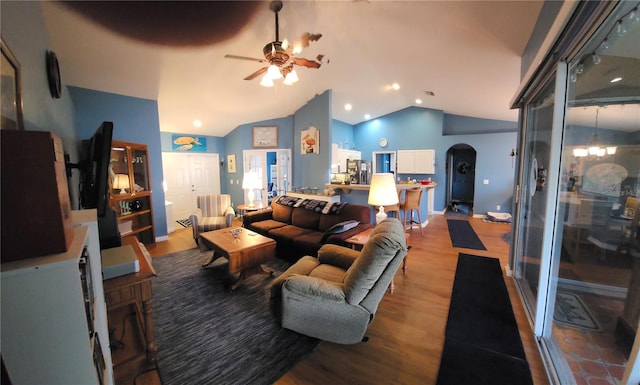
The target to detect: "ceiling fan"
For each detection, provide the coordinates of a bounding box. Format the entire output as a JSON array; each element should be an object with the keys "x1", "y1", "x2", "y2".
[{"x1": 225, "y1": 0, "x2": 324, "y2": 86}]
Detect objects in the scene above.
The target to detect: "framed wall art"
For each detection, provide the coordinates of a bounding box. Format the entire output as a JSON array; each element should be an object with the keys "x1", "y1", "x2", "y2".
[
  {"x1": 252, "y1": 126, "x2": 278, "y2": 148},
  {"x1": 1, "y1": 38, "x2": 24, "y2": 130},
  {"x1": 227, "y1": 154, "x2": 236, "y2": 173},
  {"x1": 301, "y1": 126, "x2": 319, "y2": 154}
]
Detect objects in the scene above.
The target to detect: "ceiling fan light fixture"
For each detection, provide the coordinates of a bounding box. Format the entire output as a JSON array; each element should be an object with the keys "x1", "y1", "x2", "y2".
[
  {"x1": 260, "y1": 74, "x2": 274, "y2": 87},
  {"x1": 267, "y1": 64, "x2": 283, "y2": 80},
  {"x1": 283, "y1": 69, "x2": 299, "y2": 85}
]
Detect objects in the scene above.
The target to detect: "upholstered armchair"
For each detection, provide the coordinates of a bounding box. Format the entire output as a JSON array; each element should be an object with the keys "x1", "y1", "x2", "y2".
[
  {"x1": 189, "y1": 194, "x2": 235, "y2": 244},
  {"x1": 270, "y1": 218, "x2": 408, "y2": 344}
]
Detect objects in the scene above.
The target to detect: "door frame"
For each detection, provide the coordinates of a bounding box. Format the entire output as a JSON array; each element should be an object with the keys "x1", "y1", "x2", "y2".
[
  {"x1": 243, "y1": 149, "x2": 292, "y2": 207},
  {"x1": 445, "y1": 144, "x2": 477, "y2": 212}
]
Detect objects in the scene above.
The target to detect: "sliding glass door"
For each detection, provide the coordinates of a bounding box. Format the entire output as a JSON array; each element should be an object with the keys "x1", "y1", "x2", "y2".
[
  {"x1": 512, "y1": 1, "x2": 640, "y2": 383},
  {"x1": 514, "y1": 77, "x2": 561, "y2": 322}
]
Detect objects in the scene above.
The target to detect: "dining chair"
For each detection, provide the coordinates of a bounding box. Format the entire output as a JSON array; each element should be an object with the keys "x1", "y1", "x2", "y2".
[{"x1": 401, "y1": 188, "x2": 423, "y2": 236}]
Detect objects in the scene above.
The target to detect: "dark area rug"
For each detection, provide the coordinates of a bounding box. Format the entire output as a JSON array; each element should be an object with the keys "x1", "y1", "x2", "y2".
[
  {"x1": 437, "y1": 253, "x2": 532, "y2": 385},
  {"x1": 554, "y1": 291, "x2": 600, "y2": 331},
  {"x1": 176, "y1": 218, "x2": 191, "y2": 228},
  {"x1": 446, "y1": 219, "x2": 487, "y2": 250},
  {"x1": 152, "y1": 248, "x2": 319, "y2": 385}
]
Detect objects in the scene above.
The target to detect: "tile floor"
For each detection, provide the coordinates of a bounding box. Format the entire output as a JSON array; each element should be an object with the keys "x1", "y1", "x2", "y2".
[{"x1": 554, "y1": 292, "x2": 629, "y2": 385}]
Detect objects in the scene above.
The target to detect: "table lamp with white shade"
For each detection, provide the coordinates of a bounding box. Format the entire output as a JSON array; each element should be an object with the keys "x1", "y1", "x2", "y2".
[
  {"x1": 242, "y1": 171, "x2": 262, "y2": 208},
  {"x1": 368, "y1": 173, "x2": 399, "y2": 224},
  {"x1": 113, "y1": 174, "x2": 130, "y2": 194}
]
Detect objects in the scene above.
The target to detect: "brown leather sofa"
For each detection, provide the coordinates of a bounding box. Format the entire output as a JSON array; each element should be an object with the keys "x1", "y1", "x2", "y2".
[{"x1": 242, "y1": 195, "x2": 372, "y2": 261}]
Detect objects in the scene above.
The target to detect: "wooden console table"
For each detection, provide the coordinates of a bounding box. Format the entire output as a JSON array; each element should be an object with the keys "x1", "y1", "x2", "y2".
[{"x1": 103, "y1": 236, "x2": 157, "y2": 384}]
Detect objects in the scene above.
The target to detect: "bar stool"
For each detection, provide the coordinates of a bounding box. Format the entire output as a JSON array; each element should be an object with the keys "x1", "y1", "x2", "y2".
[{"x1": 401, "y1": 188, "x2": 423, "y2": 236}]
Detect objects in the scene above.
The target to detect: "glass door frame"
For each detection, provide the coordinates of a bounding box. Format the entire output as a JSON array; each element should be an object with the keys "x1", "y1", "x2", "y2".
[{"x1": 510, "y1": 1, "x2": 640, "y2": 383}]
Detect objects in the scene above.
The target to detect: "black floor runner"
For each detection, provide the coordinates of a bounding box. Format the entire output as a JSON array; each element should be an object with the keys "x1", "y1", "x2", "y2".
[
  {"x1": 446, "y1": 219, "x2": 487, "y2": 250},
  {"x1": 436, "y1": 253, "x2": 533, "y2": 385}
]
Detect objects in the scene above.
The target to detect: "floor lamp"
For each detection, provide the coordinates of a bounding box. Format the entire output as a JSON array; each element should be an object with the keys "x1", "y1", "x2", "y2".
[{"x1": 368, "y1": 173, "x2": 399, "y2": 225}]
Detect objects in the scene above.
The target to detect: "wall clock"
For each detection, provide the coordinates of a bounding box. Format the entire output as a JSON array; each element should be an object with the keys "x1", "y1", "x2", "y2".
[
  {"x1": 378, "y1": 137, "x2": 388, "y2": 148},
  {"x1": 46, "y1": 50, "x2": 61, "y2": 98},
  {"x1": 252, "y1": 126, "x2": 278, "y2": 148}
]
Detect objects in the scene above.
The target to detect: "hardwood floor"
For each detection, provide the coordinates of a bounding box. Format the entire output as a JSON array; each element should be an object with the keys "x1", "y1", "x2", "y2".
[{"x1": 135, "y1": 215, "x2": 550, "y2": 385}]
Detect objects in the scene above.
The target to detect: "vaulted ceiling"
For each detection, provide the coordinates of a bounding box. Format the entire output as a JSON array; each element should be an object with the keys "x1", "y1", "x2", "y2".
[{"x1": 42, "y1": 1, "x2": 544, "y2": 137}]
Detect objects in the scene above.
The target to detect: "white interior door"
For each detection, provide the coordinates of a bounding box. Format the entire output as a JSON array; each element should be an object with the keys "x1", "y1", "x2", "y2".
[
  {"x1": 162, "y1": 152, "x2": 193, "y2": 221},
  {"x1": 274, "y1": 149, "x2": 292, "y2": 195},
  {"x1": 243, "y1": 150, "x2": 267, "y2": 207},
  {"x1": 162, "y1": 152, "x2": 221, "y2": 221},
  {"x1": 189, "y1": 153, "x2": 220, "y2": 195}
]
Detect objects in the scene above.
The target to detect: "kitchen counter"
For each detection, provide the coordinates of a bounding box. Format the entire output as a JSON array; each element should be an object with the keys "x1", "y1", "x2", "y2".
[{"x1": 326, "y1": 182, "x2": 437, "y2": 194}]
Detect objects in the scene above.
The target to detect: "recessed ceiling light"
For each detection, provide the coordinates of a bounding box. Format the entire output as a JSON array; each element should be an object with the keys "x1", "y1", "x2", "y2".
[
  {"x1": 344, "y1": 103, "x2": 352, "y2": 111},
  {"x1": 415, "y1": 99, "x2": 423, "y2": 104},
  {"x1": 392, "y1": 83, "x2": 400, "y2": 90},
  {"x1": 610, "y1": 77, "x2": 623, "y2": 83},
  {"x1": 193, "y1": 120, "x2": 202, "y2": 127},
  {"x1": 364, "y1": 114, "x2": 371, "y2": 120}
]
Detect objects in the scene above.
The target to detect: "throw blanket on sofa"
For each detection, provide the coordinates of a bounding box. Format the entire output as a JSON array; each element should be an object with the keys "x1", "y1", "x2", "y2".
[
  {"x1": 297, "y1": 199, "x2": 348, "y2": 215},
  {"x1": 276, "y1": 195, "x2": 302, "y2": 207},
  {"x1": 275, "y1": 195, "x2": 348, "y2": 215}
]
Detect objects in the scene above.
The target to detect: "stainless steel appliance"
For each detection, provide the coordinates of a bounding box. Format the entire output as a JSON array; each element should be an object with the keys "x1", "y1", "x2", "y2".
[{"x1": 346, "y1": 159, "x2": 371, "y2": 184}]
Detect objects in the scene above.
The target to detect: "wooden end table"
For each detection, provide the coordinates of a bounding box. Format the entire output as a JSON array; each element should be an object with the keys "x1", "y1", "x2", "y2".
[
  {"x1": 199, "y1": 227, "x2": 276, "y2": 291},
  {"x1": 237, "y1": 203, "x2": 265, "y2": 223},
  {"x1": 345, "y1": 228, "x2": 411, "y2": 294}
]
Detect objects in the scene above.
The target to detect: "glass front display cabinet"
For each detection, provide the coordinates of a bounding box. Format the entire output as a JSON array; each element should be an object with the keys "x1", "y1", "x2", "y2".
[{"x1": 109, "y1": 141, "x2": 155, "y2": 244}]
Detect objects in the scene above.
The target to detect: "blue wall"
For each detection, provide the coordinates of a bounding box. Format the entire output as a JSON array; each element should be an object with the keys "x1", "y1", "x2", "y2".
[
  {"x1": 223, "y1": 116, "x2": 294, "y2": 207},
  {"x1": 293, "y1": 89, "x2": 332, "y2": 190},
  {"x1": 69, "y1": 87, "x2": 167, "y2": 239},
  {"x1": 1, "y1": 2, "x2": 79, "y2": 206},
  {"x1": 351, "y1": 107, "x2": 518, "y2": 215},
  {"x1": 332, "y1": 119, "x2": 355, "y2": 151}
]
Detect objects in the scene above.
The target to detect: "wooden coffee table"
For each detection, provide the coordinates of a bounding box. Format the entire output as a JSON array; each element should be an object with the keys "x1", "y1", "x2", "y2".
[{"x1": 199, "y1": 227, "x2": 276, "y2": 291}]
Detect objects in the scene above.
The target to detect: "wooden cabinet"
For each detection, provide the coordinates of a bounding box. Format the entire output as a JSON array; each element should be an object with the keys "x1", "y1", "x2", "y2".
[
  {"x1": 1, "y1": 221, "x2": 113, "y2": 385},
  {"x1": 397, "y1": 149, "x2": 435, "y2": 174},
  {"x1": 103, "y1": 236, "x2": 157, "y2": 384},
  {"x1": 109, "y1": 141, "x2": 155, "y2": 244}
]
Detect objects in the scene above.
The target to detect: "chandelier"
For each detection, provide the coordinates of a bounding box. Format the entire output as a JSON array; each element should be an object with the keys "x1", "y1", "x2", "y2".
[{"x1": 572, "y1": 108, "x2": 617, "y2": 158}]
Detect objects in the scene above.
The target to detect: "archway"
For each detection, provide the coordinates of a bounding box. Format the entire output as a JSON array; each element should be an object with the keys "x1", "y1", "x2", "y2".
[{"x1": 446, "y1": 144, "x2": 477, "y2": 216}]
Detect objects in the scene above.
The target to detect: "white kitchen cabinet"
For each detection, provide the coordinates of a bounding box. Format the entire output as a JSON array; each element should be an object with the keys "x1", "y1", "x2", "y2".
[
  {"x1": 397, "y1": 149, "x2": 435, "y2": 174},
  {"x1": 331, "y1": 144, "x2": 361, "y2": 173},
  {"x1": 1, "y1": 212, "x2": 113, "y2": 385}
]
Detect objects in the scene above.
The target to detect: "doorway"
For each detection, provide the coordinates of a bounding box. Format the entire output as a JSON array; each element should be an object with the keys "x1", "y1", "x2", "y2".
[
  {"x1": 243, "y1": 149, "x2": 291, "y2": 207},
  {"x1": 161, "y1": 152, "x2": 221, "y2": 221},
  {"x1": 446, "y1": 144, "x2": 476, "y2": 216}
]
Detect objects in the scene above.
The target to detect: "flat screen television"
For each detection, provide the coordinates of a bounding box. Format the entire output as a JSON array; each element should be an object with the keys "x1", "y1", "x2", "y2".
[
  {"x1": 80, "y1": 121, "x2": 121, "y2": 249},
  {"x1": 80, "y1": 121, "x2": 113, "y2": 217}
]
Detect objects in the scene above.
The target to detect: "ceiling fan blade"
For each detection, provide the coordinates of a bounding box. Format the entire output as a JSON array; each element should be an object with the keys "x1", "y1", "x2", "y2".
[
  {"x1": 300, "y1": 32, "x2": 322, "y2": 48},
  {"x1": 225, "y1": 54, "x2": 266, "y2": 63},
  {"x1": 289, "y1": 32, "x2": 323, "y2": 55},
  {"x1": 293, "y1": 57, "x2": 321, "y2": 69},
  {"x1": 244, "y1": 67, "x2": 268, "y2": 81}
]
